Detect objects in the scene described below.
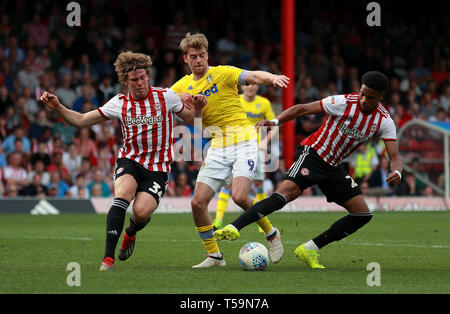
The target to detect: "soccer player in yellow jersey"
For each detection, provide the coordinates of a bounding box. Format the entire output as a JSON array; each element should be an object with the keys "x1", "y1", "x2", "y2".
[
  {"x1": 213, "y1": 84, "x2": 279, "y2": 231},
  {"x1": 171, "y1": 33, "x2": 289, "y2": 268}
]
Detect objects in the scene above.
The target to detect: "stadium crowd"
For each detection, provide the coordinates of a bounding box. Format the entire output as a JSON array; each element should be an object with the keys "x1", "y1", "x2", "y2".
[{"x1": 0, "y1": 0, "x2": 449, "y2": 199}]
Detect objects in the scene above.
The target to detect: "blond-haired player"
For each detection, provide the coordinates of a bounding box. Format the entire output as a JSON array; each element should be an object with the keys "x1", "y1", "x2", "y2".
[
  {"x1": 213, "y1": 84, "x2": 278, "y2": 231},
  {"x1": 171, "y1": 33, "x2": 289, "y2": 268},
  {"x1": 40, "y1": 51, "x2": 205, "y2": 271}
]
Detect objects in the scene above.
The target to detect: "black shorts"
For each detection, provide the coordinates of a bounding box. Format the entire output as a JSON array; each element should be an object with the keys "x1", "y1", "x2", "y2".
[
  {"x1": 285, "y1": 145, "x2": 362, "y2": 205},
  {"x1": 113, "y1": 158, "x2": 168, "y2": 203}
]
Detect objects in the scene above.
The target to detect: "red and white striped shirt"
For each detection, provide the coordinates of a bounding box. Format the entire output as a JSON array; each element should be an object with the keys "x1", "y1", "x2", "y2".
[
  {"x1": 302, "y1": 93, "x2": 396, "y2": 166},
  {"x1": 97, "y1": 87, "x2": 184, "y2": 173}
]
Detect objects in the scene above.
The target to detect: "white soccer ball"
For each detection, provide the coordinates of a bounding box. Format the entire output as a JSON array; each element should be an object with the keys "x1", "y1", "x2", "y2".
[{"x1": 238, "y1": 242, "x2": 270, "y2": 271}]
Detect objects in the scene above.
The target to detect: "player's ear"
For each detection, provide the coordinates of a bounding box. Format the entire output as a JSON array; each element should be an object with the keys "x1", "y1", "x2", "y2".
[{"x1": 183, "y1": 55, "x2": 188, "y2": 64}]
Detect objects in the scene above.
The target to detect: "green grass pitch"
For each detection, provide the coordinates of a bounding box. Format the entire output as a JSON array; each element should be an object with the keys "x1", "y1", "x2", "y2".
[{"x1": 0, "y1": 211, "x2": 449, "y2": 294}]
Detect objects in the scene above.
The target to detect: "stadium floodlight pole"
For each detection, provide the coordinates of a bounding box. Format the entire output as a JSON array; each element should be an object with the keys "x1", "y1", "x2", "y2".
[{"x1": 281, "y1": 0, "x2": 295, "y2": 168}]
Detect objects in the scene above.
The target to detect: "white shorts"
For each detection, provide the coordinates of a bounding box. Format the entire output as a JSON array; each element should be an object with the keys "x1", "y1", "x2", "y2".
[
  {"x1": 196, "y1": 140, "x2": 258, "y2": 193},
  {"x1": 254, "y1": 149, "x2": 267, "y2": 181}
]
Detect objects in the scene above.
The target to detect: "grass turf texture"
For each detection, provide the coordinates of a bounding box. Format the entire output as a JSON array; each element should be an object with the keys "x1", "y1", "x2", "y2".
[{"x1": 0, "y1": 211, "x2": 449, "y2": 294}]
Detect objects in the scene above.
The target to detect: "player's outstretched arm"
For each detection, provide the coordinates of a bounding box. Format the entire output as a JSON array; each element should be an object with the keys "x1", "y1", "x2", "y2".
[
  {"x1": 384, "y1": 140, "x2": 403, "y2": 186},
  {"x1": 245, "y1": 71, "x2": 290, "y2": 88},
  {"x1": 39, "y1": 91, "x2": 106, "y2": 128},
  {"x1": 256, "y1": 100, "x2": 323, "y2": 131}
]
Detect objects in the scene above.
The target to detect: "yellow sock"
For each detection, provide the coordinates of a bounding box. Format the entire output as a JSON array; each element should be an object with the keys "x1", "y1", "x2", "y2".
[
  {"x1": 214, "y1": 188, "x2": 231, "y2": 227},
  {"x1": 196, "y1": 224, "x2": 220, "y2": 254},
  {"x1": 256, "y1": 216, "x2": 273, "y2": 234},
  {"x1": 256, "y1": 191, "x2": 267, "y2": 203}
]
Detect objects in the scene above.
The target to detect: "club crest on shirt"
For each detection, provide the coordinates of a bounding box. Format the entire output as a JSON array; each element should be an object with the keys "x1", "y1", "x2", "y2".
[
  {"x1": 206, "y1": 74, "x2": 213, "y2": 83},
  {"x1": 300, "y1": 168, "x2": 310, "y2": 176},
  {"x1": 370, "y1": 124, "x2": 377, "y2": 132}
]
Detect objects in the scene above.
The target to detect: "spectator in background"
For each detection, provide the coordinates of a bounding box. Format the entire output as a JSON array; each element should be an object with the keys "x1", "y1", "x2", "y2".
[
  {"x1": 29, "y1": 140, "x2": 51, "y2": 167},
  {"x1": 432, "y1": 58, "x2": 448, "y2": 89},
  {"x1": 97, "y1": 75, "x2": 115, "y2": 105},
  {"x1": 439, "y1": 85, "x2": 450, "y2": 112},
  {"x1": 420, "y1": 91, "x2": 438, "y2": 120},
  {"x1": 90, "y1": 183, "x2": 103, "y2": 197},
  {"x1": 76, "y1": 157, "x2": 94, "y2": 184},
  {"x1": 0, "y1": 85, "x2": 14, "y2": 116},
  {"x1": 173, "y1": 172, "x2": 192, "y2": 197},
  {"x1": 368, "y1": 157, "x2": 393, "y2": 196},
  {"x1": 74, "y1": 128, "x2": 97, "y2": 158},
  {"x1": 409, "y1": 157, "x2": 429, "y2": 192},
  {"x1": 17, "y1": 56, "x2": 40, "y2": 93},
  {"x1": 4, "y1": 181, "x2": 19, "y2": 198},
  {"x1": 87, "y1": 168, "x2": 111, "y2": 197},
  {"x1": 48, "y1": 171, "x2": 70, "y2": 197},
  {"x1": 55, "y1": 74, "x2": 77, "y2": 109},
  {"x1": 28, "y1": 109, "x2": 53, "y2": 141},
  {"x1": 78, "y1": 53, "x2": 99, "y2": 83},
  {"x1": 163, "y1": 11, "x2": 188, "y2": 51},
  {"x1": 47, "y1": 183, "x2": 59, "y2": 197},
  {"x1": 73, "y1": 84, "x2": 99, "y2": 112},
  {"x1": 52, "y1": 118, "x2": 77, "y2": 146},
  {"x1": 0, "y1": 139, "x2": 7, "y2": 168},
  {"x1": 2, "y1": 126, "x2": 31, "y2": 155},
  {"x1": 19, "y1": 172, "x2": 48, "y2": 197},
  {"x1": 350, "y1": 144, "x2": 379, "y2": 185},
  {"x1": 28, "y1": 159, "x2": 50, "y2": 186},
  {"x1": 396, "y1": 172, "x2": 422, "y2": 196},
  {"x1": 429, "y1": 107, "x2": 450, "y2": 122},
  {"x1": 3, "y1": 152, "x2": 28, "y2": 189},
  {"x1": 46, "y1": 151, "x2": 71, "y2": 184},
  {"x1": 69, "y1": 174, "x2": 89, "y2": 199},
  {"x1": 28, "y1": 14, "x2": 49, "y2": 47},
  {"x1": 0, "y1": 116, "x2": 7, "y2": 141},
  {"x1": 3, "y1": 106, "x2": 20, "y2": 133},
  {"x1": 62, "y1": 142, "x2": 81, "y2": 176}
]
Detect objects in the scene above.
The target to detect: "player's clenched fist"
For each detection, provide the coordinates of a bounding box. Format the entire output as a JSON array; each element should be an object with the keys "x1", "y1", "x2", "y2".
[{"x1": 39, "y1": 92, "x2": 61, "y2": 111}]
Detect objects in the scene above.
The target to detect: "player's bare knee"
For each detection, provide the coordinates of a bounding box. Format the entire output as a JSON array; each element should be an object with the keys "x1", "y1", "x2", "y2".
[
  {"x1": 231, "y1": 193, "x2": 250, "y2": 208},
  {"x1": 191, "y1": 197, "x2": 207, "y2": 212}
]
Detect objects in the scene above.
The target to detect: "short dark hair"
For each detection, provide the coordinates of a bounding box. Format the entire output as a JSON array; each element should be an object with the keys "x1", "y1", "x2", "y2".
[{"x1": 362, "y1": 71, "x2": 389, "y2": 92}]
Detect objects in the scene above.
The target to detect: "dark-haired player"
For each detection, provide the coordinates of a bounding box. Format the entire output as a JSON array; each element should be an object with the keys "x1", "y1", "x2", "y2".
[{"x1": 215, "y1": 71, "x2": 403, "y2": 268}]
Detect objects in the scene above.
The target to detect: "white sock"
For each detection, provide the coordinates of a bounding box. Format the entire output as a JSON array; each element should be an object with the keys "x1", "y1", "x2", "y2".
[
  {"x1": 209, "y1": 251, "x2": 222, "y2": 258},
  {"x1": 265, "y1": 227, "x2": 276, "y2": 238},
  {"x1": 304, "y1": 240, "x2": 319, "y2": 252}
]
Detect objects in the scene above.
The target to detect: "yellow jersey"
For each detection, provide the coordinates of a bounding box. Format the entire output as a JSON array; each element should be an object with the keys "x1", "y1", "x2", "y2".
[
  {"x1": 240, "y1": 94, "x2": 275, "y2": 124},
  {"x1": 171, "y1": 65, "x2": 256, "y2": 148},
  {"x1": 241, "y1": 94, "x2": 275, "y2": 144}
]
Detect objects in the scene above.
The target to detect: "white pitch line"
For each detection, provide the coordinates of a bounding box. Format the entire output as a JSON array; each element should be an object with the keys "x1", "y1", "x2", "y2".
[
  {"x1": 0, "y1": 235, "x2": 92, "y2": 241},
  {"x1": 1, "y1": 235, "x2": 447, "y2": 249},
  {"x1": 137, "y1": 238, "x2": 450, "y2": 249}
]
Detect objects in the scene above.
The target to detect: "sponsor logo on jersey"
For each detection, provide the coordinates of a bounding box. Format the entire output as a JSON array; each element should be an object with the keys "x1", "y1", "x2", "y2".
[
  {"x1": 338, "y1": 124, "x2": 370, "y2": 142},
  {"x1": 246, "y1": 112, "x2": 263, "y2": 119},
  {"x1": 125, "y1": 115, "x2": 163, "y2": 126},
  {"x1": 199, "y1": 83, "x2": 219, "y2": 97}
]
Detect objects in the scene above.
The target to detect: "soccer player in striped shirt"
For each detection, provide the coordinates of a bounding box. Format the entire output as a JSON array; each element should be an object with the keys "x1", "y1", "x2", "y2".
[
  {"x1": 215, "y1": 71, "x2": 403, "y2": 269},
  {"x1": 39, "y1": 51, "x2": 206, "y2": 271}
]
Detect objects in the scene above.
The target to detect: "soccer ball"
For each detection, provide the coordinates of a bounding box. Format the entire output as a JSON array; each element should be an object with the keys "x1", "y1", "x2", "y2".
[{"x1": 238, "y1": 242, "x2": 270, "y2": 271}]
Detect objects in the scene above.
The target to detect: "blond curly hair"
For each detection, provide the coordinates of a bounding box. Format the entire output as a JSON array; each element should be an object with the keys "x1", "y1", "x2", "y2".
[
  {"x1": 114, "y1": 51, "x2": 152, "y2": 84},
  {"x1": 179, "y1": 33, "x2": 209, "y2": 55}
]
